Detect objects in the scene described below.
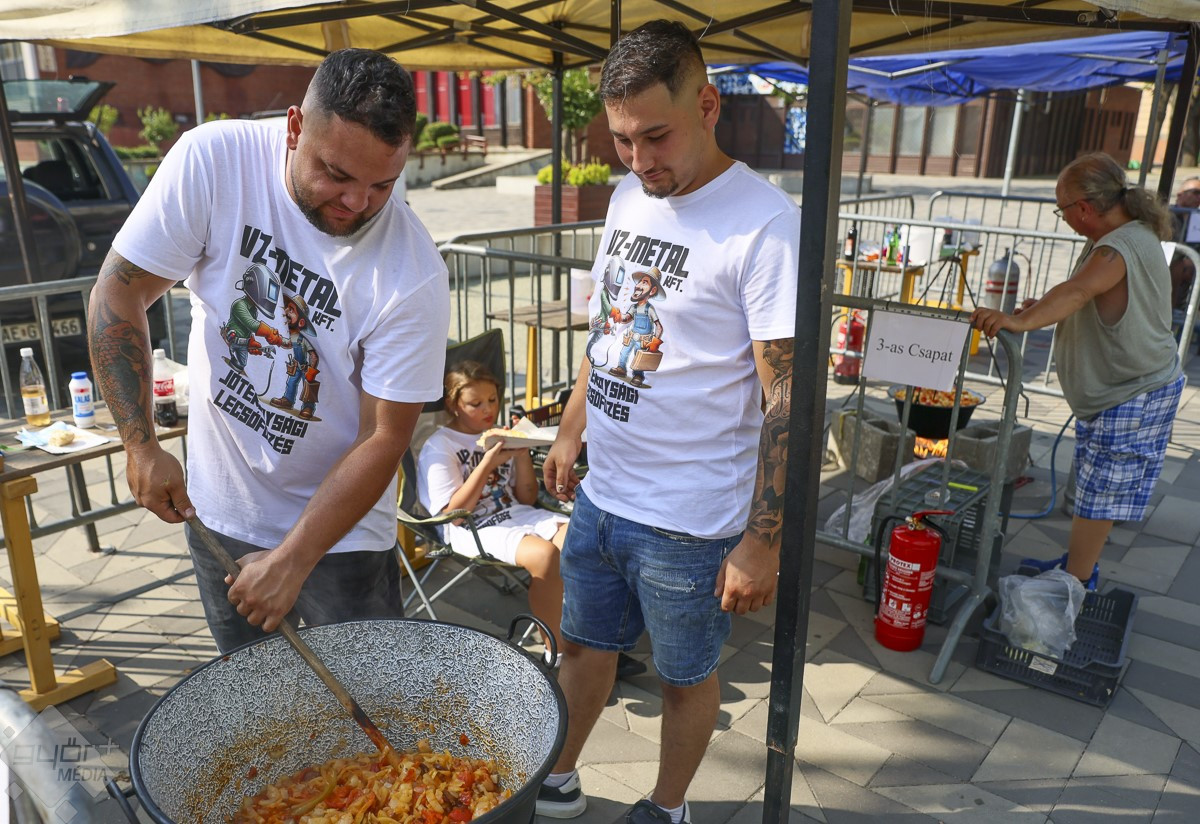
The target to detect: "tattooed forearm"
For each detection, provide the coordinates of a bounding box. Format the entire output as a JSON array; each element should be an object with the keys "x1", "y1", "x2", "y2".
[
  {"x1": 88, "y1": 299, "x2": 153, "y2": 445},
  {"x1": 748, "y1": 337, "x2": 793, "y2": 548},
  {"x1": 99, "y1": 254, "x2": 154, "y2": 286}
]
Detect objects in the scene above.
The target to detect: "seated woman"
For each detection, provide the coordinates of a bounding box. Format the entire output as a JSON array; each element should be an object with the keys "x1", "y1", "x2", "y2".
[{"x1": 417, "y1": 361, "x2": 568, "y2": 655}]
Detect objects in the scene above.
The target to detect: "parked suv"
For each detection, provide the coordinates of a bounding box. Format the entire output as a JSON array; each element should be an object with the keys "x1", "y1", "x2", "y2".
[{"x1": 0, "y1": 77, "x2": 167, "y2": 411}]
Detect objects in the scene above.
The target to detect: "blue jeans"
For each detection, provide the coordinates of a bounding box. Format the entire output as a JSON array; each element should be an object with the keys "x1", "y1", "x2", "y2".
[
  {"x1": 560, "y1": 487, "x2": 741, "y2": 686},
  {"x1": 186, "y1": 524, "x2": 404, "y2": 653}
]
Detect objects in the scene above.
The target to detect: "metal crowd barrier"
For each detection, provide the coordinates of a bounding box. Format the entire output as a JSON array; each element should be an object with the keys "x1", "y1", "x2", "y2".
[
  {"x1": 439, "y1": 222, "x2": 602, "y2": 405},
  {"x1": 840, "y1": 191, "x2": 917, "y2": 219},
  {"x1": 834, "y1": 210, "x2": 1200, "y2": 396},
  {"x1": 0, "y1": 275, "x2": 185, "y2": 553},
  {"x1": 926, "y1": 190, "x2": 1067, "y2": 234},
  {"x1": 819, "y1": 295, "x2": 1024, "y2": 684},
  {"x1": 0, "y1": 276, "x2": 184, "y2": 416}
]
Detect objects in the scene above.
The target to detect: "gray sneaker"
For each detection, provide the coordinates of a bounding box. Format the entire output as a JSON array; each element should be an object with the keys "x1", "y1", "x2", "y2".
[
  {"x1": 626, "y1": 800, "x2": 691, "y2": 824},
  {"x1": 536, "y1": 772, "x2": 587, "y2": 818}
]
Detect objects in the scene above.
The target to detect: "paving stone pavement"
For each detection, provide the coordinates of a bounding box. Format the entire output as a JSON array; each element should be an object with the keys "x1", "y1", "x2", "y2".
[{"x1": 1, "y1": 172, "x2": 1198, "y2": 822}]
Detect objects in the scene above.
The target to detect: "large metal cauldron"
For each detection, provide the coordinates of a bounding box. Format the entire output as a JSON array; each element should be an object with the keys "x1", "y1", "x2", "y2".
[{"x1": 127, "y1": 618, "x2": 565, "y2": 823}]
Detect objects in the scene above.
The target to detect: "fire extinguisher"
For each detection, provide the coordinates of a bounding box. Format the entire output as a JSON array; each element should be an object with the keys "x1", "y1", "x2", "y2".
[
  {"x1": 832, "y1": 310, "x2": 866, "y2": 385},
  {"x1": 874, "y1": 510, "x2": 952, "y2": 652}
]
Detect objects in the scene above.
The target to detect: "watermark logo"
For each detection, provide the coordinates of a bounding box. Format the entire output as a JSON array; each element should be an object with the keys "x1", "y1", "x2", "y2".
[{"x1": 0, "y1": 704, "x2": 119, "y2": 820}]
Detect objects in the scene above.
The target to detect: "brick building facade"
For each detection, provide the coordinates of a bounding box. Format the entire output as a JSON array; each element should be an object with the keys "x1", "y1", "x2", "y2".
[{"x1": 52, "y1": 50, "x2": 314, "y2": 150}]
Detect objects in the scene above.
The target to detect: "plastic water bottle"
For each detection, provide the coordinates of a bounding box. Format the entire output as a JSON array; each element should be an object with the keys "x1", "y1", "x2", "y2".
[
  {"x1": 69, "y1": 372, "x2": 95, "y2": 429},
  {"x1": 18, "y1": 347, "x2": 51, "y2": 427},
  {"x1": 152, "y1": 349, "x2": 178, "y2": 428}
]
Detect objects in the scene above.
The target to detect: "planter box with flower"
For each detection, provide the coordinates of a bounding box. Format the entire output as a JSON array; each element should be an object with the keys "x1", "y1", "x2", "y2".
[{"x1": 534, "y1": 160, "x2": 614, "y2": 225}]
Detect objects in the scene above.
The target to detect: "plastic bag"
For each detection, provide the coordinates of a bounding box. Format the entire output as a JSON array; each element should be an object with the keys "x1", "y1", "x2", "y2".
[
  {"x1": 823, "y1": 457, "x2": 943, "y2": 544},
  {"x1": 998, "y1": 569, "x2": 1086, "y2": 659}
]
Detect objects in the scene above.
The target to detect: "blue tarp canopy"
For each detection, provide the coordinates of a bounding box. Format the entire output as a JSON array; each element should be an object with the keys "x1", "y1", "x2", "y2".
[{"x1": 713, "y1": 30, "x2": 1192, "y2": 106}]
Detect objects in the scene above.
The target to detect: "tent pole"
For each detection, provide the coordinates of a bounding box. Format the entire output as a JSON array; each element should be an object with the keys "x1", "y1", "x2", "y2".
[
  {"x1": 0, "y1": 63, "x2": 57, "y2": 407},
  {"x1": 499, "y1": 77, "x2": 509, "y2": 148},
  {"x1": 1139, "y1": 48, "x2": 1169, "y2": 189},
  {"x1": 551, "y1": 54, "x2": 564, "y2": 228},
  {"x1": 1000, "y1": 89, "x2": 1024, "y2": 199},
  {"x1": 762, "y1": 0, "x2": 850, "y2": 821},
  {"x1": 611, "y1": 0, "x2": 621, "y2": 47},
  {"x1": 856, "y1": 101, "x2": 873, "y2": 198},
  {"x1": 0, "y1": 66, "x2": 44, "y2": 290},
  {"x1": 1158, "y1": 25, "x2": 1199, "y2": 202},
  {"x1": 191, "y1": 60, "x2": 205, "y2": 125}
]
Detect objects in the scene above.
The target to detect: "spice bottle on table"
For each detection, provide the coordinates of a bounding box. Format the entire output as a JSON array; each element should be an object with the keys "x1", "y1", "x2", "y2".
[
  {"x1": 843, "y1": 225, "x2": 858, "y2": 261},
  {"x1": 18, "y1": 347, "x2": 51, "y2": 427},
  {"x1": 69, "y1": 372, "x2": 95, "y2": 429},
  {"x1": 152, "y1": 349, "x2": 179, "y2": 428}
]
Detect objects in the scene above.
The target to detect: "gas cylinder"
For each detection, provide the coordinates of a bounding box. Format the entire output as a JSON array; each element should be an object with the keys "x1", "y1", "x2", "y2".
[
  {"x1": 875, "y1": 510, "x2": 951, "y2": 651},
  {"x1": 832, "y1": 310, "x2": 866, "y2": 385},
  {"x1": 983, "y1": 248, "x2": 1020, "y2": 314}
]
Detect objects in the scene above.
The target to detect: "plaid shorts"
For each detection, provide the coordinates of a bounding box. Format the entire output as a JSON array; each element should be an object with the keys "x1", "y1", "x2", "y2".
[{"x1": 1074, "y1": 374, "x2": 1184, "y2": 522}]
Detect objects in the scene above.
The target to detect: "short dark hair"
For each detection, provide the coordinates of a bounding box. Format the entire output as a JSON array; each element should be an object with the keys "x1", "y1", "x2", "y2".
[
  {"x1": 307, "y1": 48, "x2": 416, "y2": 146},
  {"x1": 599, "y1": 19, "x2": 706, "y2": 102}
]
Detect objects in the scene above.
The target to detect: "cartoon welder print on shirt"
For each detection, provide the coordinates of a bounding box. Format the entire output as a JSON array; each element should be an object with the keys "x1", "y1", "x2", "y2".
[
  {"x1": 608, "y1": 266, "x2": 665, "y2": 389},
  {"x1": 221, "y1": 262, "x2": 283, "y2": 375},
  {"x1": 269, "y1": 293, "x2": 323, "y2": 421},
  {"x1": 586, "y1": 256, "x2": 625, "y2": 368},
  {"x1": 588, "y1": 257, "x2": 667, "y2": 389}
]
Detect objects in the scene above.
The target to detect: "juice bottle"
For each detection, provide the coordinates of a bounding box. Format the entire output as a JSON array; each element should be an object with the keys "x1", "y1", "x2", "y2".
[{"x1": 18, "y1": 347, "x2": 51, "y2": 427}]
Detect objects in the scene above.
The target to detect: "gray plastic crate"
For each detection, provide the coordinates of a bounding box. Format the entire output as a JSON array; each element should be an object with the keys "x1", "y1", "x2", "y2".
[{"x1": 975, "y1": 586, "x2": 1137, "y2": 707}]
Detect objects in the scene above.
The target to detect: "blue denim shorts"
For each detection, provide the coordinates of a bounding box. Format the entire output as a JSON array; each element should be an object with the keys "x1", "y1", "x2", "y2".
[{"x1": 560, "y1": 487, "x2": 741, "y2": 687}]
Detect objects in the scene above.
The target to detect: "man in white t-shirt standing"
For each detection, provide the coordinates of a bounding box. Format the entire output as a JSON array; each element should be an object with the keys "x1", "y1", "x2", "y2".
[
  {"x1": 538, "y1": 20, "x2": 799, "y2": 824},
  {"x1": 88, "y1": 49, "x2": 450, "y2": 653}
]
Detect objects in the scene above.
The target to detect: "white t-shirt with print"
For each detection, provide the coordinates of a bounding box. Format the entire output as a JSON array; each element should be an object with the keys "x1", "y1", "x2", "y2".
[
  {"x1": 113, "y1": 119, "x2": 450, "y2": 553},
  {"x1": 417, "y1": 427, "x2": 565, "y2": 561},
  {"x1": 580, "y1": 161, "x2": 800, "y2": 539}
]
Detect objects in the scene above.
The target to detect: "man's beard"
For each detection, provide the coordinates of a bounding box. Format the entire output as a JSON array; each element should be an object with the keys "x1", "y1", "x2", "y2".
[
  {"x1": 639, "y1": 171, "x2": 675, "y2": 199},
  {"x1": 291, "y1": 165, "x2": 369, "y2": 237},
  {"x1": 641, "y1": 182, "x2": 672, "y2": 199}
]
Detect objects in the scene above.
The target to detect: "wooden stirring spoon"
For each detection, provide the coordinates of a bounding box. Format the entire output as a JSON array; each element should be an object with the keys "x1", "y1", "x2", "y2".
[{"x1": 187, "y1": 515, "x2": 405, "y2": 772}]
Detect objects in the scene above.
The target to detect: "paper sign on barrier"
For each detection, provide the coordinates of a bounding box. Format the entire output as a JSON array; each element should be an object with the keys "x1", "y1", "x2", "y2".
[{"x1": 862, "y1": 311, "x2": 971, "y2": 391}]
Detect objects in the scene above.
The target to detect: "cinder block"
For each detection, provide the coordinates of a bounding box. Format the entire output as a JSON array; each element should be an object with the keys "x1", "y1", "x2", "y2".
[
  {"x1": 950, "y1": 421, "x2": 1033, "y2": 482},
  {"x1": 828, "y1": 408, "x2": 916, "y2": 483}
]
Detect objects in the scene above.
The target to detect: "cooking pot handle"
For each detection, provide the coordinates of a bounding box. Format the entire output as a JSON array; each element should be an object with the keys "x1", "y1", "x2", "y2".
[
  {"x1": 105, "y1": 777, "x2": 141, "y2": 823},
  {"x1": 507, "y1": 613, "x2": 556, "y2": 671}
]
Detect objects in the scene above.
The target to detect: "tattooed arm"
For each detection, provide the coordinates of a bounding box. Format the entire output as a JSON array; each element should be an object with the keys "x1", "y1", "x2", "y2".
[
  {"x1": 973, "y1": 244, "x2": 1128, "y2": 337},
  {"x1": 715, "y1": 336, "x2": 793, "y2": 615},
  {"x1": 88, "y1": 250, "x2": 194, "y2": 524}
]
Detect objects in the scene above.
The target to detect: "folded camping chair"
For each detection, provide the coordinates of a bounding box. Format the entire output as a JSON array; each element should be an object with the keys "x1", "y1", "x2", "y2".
[{"x1": 393, "y1": 327, "x2": 531, "y2": 620}]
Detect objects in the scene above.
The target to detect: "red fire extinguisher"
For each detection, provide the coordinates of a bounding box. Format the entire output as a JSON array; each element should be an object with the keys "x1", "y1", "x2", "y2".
[
  {"x1": 832, "y1": 310, "x2": 866, "y2": 385},
  {"x1": 874, "y1": 510, "x2": 952, "y2": 652}
]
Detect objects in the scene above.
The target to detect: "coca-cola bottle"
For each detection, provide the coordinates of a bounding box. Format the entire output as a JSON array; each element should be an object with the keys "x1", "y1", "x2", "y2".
[{"x1": 152, "y1": 349, "x2": 179, "y2": 427}]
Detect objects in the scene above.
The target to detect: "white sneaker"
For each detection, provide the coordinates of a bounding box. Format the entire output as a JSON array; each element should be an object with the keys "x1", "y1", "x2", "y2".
[{"x1": 536, "y1": 772, "x2": 587, "y2": 818}]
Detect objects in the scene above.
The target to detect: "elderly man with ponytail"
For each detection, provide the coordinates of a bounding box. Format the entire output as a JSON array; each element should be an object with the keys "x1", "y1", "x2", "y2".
[{"x1": 973, "y1": 152, "x2": 1183, "y2": 590}]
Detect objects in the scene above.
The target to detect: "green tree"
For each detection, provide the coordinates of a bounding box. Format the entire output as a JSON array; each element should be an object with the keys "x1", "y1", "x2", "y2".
[
  {"x1": 530, "y1": 68, "x2": 603, "y2": 164},
  {"x1": 88, "y1": 104, "x2": 118, "y2": 137},
  {"x1": 137, "y1": 106, "x2": 179, "y2": 154}
]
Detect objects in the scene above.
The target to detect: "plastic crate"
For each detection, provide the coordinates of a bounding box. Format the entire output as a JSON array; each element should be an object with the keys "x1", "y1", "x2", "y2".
[{"x1": 975, "y1": 587, "x2": 1138, "y2": 707}]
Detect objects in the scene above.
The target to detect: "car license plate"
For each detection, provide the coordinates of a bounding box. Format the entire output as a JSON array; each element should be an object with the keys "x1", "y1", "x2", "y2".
[{"x1": 1, "y1": 316, "x2": 84, "y2": 344}]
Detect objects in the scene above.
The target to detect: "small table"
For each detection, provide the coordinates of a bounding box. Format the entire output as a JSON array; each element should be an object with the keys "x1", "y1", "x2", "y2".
[
  {"x1": 836, "y1": 248, "x2": 979, "y2": 306},
  {"x1": 0, "y1": 407, "x2": 185, "y2": 709},
  {"x1": 835, "y1": 259, "x2": 927, "y2": 304},
  {"x1": 488, "y1": 299, "x2": 590, "y2": 409}
]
